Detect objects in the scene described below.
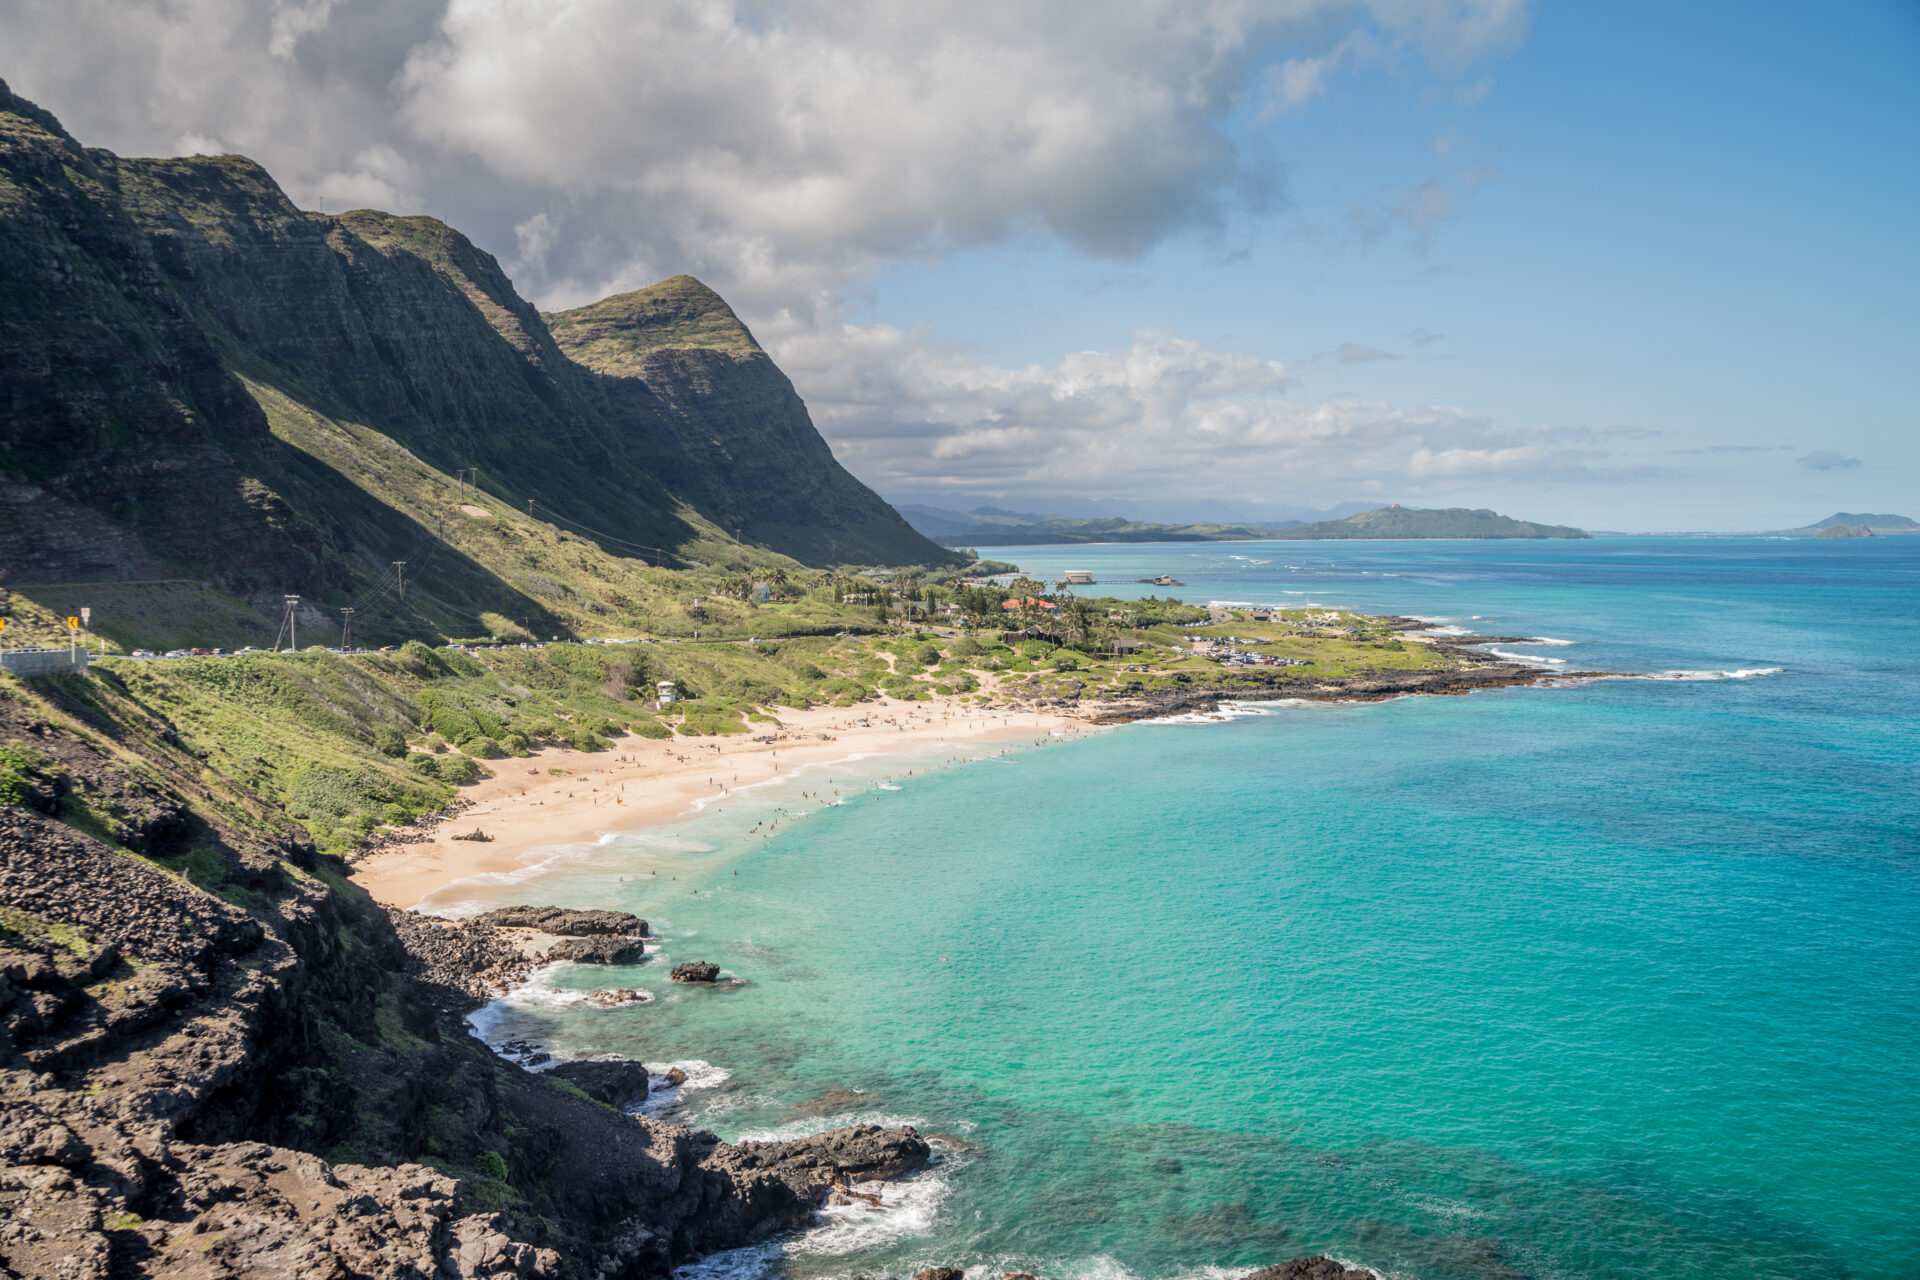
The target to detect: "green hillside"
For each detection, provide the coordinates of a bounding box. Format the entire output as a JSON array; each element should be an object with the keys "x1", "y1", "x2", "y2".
[
  {"x1": 0, "y1": 81, "x2": 951, "y2": 649},
  {"x1": 550, "y1": 277, "x2": 938, "y2": 566},
  {"x1": 1267, "y1": 506, "x2": 1589, "y2": 540}
]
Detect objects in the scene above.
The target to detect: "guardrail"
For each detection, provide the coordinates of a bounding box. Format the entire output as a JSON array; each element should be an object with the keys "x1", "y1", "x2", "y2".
[{"x1": 0, "y1": 647, "x2": 95, "y2": 677}]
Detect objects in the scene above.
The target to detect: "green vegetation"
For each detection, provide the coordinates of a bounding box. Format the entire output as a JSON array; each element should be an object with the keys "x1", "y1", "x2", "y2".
[{"x1": 0, "y1": 82, "x2": 954, "y2": 668}]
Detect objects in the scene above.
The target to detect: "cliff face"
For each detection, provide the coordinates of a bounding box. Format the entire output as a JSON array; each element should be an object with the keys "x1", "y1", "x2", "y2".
[
  {"x1": 549, "y1": 277, "x2": 931, "y2": 566},
  {"x1": 0, "y1": 81, "x2": 950, "y2": 620}
]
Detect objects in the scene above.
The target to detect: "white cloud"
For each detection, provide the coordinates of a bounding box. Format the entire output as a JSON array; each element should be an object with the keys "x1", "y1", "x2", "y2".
[
  {"x1": 771, "y1": 321, "x2": 1622, "y2": 505},
  {"x1": 0, "y1": 0, "x2": 1534, "y2": 316},
  {"x1": 1796, "y1": 451, "x2": 1861, "y2": 471}
]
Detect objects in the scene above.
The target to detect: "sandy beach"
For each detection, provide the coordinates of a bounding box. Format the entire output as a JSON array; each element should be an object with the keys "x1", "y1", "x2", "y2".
[{"x1": 350, "y1": 693, "x2": 1091, "y2": 909}]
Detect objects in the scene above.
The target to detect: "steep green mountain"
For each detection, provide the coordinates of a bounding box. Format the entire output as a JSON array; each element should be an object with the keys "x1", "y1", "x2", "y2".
[
  {"x1": 0, "y1": 81, "x2": 949, "y2": 645},
  {"x1": 549, "y1": 277, "x2": 933, "y2": 566},
  {"x1": 1266, "y1": 506, "x2": 1589, "y2": 540}
]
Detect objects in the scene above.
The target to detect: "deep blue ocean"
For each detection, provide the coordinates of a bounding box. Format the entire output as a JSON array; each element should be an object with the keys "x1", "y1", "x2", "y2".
[{"x1": 445, "y1": 538, "x2": 1920, "y2": 1280}]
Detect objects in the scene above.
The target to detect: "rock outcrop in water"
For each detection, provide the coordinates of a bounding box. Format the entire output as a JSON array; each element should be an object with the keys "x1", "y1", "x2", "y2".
[
  {"x1": 0, "y1": 685, "x2": 929, "y2": 1280},
  {"x1": 470, "y1": 906, "x2": 649, "y2": 936},
  {"x1": 671, "y1": 961, "x2": 722, "y2": 983},
  {"x1": 1246, "y1": 1258, "x2": 1375, "y2": 1280},
  {"x1": 547, "y1": 935, "x2": 649, "y2": 965}
]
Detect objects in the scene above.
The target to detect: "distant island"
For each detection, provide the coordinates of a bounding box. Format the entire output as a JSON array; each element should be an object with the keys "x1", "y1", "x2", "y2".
[
  {"x1": 903, "y1": 503, "x2": 1590, "y2": 546},
  {"x1": 1793, "y1": 512, "x2": 1916, "y2": 535},
  {"x1": 1603, "y1": 513, "x2": 1920, "y2": 538}
]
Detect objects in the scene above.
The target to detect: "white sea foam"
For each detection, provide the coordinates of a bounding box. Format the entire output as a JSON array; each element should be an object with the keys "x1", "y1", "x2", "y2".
[
  {"x1": 1484, "y1": 647, "x2": 1569, "y2": 666},
  {"x1": 789, "y1": 1164, "x2": 955, "y2": 1256},
  {"x1": 1636, "y1": 666, "x2": 1784, "y2": 681},
  {"x1": 733, "y1": 1110, "x2": 929, "y2": 1144},
  {"x1": 1529, "y1": 636, "x2": 1577, "y2": 646},
  {"x1": 636, "y1": 1058, "x2": 732, "y2": 1113}
]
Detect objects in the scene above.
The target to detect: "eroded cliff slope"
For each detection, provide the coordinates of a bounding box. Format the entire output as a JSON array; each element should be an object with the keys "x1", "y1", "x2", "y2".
[{"x1": 0, "y1": 81, "x2": 949, "y2": 634}]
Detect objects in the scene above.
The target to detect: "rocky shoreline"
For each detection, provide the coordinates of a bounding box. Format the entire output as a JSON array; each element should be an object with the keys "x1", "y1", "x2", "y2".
[
  {"x1": 0, "y1": 689, "x2": 933, "y2": 1280},
  {"x1": 1081, "y1": 657, "x2": 1607, "y2": 724},
  {"x1": 1, "y1": 644, "x2": 1496, "y2": 1279}
]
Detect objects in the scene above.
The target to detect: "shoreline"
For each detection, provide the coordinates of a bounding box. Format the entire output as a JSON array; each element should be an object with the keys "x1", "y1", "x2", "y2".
[
  {"x1": 351, "y1": 649, "x2": 1591, "y2": 911},
  {"x1": 349, "y1": 692, "x2": 1094, "y2": 909}
]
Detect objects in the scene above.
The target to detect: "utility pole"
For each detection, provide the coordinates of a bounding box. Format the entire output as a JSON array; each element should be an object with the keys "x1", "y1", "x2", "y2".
[
  {"x1": 393, "y1": 562, "x2": 406, "y2": 601},
  {"x1": 279, "y1": 595, "x2": 300, "y2": 652},
  {"x1": 527, "y1": 498, "x2": 534, "y2": 518},
  {"x1": 340, "y1": 607, "x2": 355, "y2": 651}
]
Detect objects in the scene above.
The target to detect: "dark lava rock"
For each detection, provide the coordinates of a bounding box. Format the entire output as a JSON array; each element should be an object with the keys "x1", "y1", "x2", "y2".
[
  {"x1": 547, "y1": 935, "x2": 647, "y2": 965},
  {"x1": 388, "y1": 909, "x2": 533, "y2": 1005},
  {"x1": 548, "y1": 1058, "x2": 651, "y2": 1108},
  {"x1": 470, "y1": 904, "x2": 649, "y2": 936},
  {"x1": 916, "y1": 1270, "x2": 966, "y2": 1280},
  {"x1": 671, "y1": 960, "x2": 722, "y2": 983},
  {"x1": 1246, "y1": 1258, "x2": 1375, "y2": 1280},
  {"x1": 665, "y1": 1067, "x2": 689, "y2": 1086},
  {"x1": 585, "y1": 986, "x2": 647, "y2": 1006},
  {"x1": 708, "y1": 1124, "x2": 932, "y2": 1197}
]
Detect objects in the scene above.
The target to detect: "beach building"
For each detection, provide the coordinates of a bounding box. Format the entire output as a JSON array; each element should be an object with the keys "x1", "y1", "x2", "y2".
[
  {"x1": 657, "y1": 680, "x2": 678, "y2": 706},
  {"x1": 1059, "y1": 570, "x2": 1094, "y2": 585}
]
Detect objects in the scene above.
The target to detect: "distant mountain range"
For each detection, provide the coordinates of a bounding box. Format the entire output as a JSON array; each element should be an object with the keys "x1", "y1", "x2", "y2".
[{"x1": 902, "y1": 504, "x2": 1589, "y2": 546}]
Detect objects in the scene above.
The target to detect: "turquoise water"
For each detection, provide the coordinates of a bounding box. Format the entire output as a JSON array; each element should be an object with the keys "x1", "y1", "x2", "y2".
[{"x1": 442, "y1": 538, "x2": 1920, "y2": 1280}]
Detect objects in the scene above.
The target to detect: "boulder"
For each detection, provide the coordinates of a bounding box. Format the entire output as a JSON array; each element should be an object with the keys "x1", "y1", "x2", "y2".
[
  {"x1": 547, "y1": 936, "x2": 647, "y2": 965},
  {"x1": 916, "y1": 1270, "x2": 966, "y2": 1280},
  {"x1": 585, "y1": 987, "x2": 646, "y2": 1007},
  {"x1": 1245, "y1": 1259, "x2": 1374, "y2": 1280},
  {"x1": 670, "y1": 961, "x2": 721, "y2": 983},
  {"x1": 548, "y1": 1059, "x2": 651, "y2": 1109},
  {"x1": 705, "y1": 1124, "x2": 931, "y2": 1204},
  {"x1": 469, "y1": 905, "x2": 649, "y2": 937}
]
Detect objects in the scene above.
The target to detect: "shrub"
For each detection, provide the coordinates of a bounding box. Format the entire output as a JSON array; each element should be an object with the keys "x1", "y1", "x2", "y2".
[
  {"x1": 1050, "y1": 649, "x2": 1088, "y2": 670},
  {"x1": 475, "y1": 1150, "x2": 510, "y2": 1184},
  {"x1": 629, "y1": 720, "x2": 673, "y2": 740},
  {"x1": 913, "y1": 643, "x2": 942, "y2": 666},
  {"x1": 1020, "y1": 640, "x2": 1055, "y2": 660},
  {"x1": 463, "y1": 737, "x2": 505, "y2": 759},
  {"x1": 287, "y1": 767, "x2": 378, "y2": 824},
  {"x1": 407, "y1": 753, "x2": 441, "y2": 779},
  {"x1": 373, "y1": 727, "x2": 408, "y2": 758},
  {"x1": 499, "y1": 732, "x2": 532, "y2": 756},
  {"x1": 437, "y1": 755, "x2": 482, "y2": 785},
  {"x1": 793, "y1": 661, "x2": 825, "y2": 681}
]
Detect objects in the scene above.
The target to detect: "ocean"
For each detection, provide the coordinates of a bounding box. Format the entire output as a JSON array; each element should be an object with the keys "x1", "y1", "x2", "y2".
[{"x1": 436, "y1": 537, "x2": 1920, "y2": 1280}]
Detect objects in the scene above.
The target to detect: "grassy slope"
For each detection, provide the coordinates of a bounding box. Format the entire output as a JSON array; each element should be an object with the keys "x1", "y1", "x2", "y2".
[{"x1": 3, "y1": 601, "x2": 1465, "y2": 860}]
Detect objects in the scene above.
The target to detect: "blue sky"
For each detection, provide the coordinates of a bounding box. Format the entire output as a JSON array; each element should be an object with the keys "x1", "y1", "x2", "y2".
[
  {"x1": 5, "y1": 0, "x2": 1915, "y2": 530},
  {"x1": 847, "y1": 2, "x2": 1920, "y2": 528}
]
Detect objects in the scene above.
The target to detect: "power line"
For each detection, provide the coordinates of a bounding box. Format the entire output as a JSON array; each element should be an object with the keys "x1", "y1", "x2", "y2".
[{"x1": 525, "y1": 498, "x2": 697, "y2": 568}]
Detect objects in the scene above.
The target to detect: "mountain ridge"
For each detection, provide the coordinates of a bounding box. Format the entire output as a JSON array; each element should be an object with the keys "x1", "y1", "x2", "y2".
[{"x1": 0, "y1": 81, "x2": 952, "y2": 645}]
